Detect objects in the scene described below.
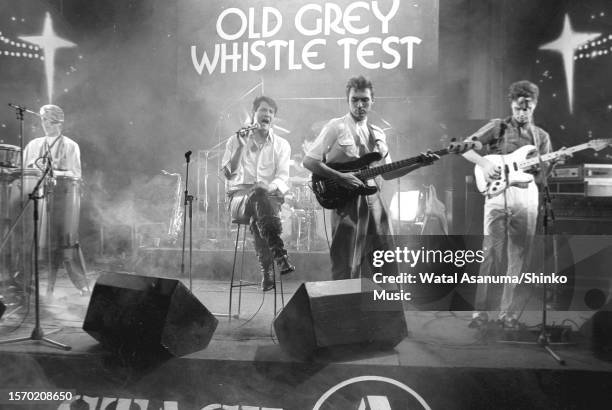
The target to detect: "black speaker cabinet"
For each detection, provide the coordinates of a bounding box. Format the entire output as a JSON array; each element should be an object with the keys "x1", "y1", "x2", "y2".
[
  {"x1": 83, "y1": 272, "x2": 218, "y2": 357},
  {"x1": 274, "y1": 279, "x2": 408, "y2": 358},
  {"x1": 0, "y1": 300, "x2": 5, "y2": 319}
]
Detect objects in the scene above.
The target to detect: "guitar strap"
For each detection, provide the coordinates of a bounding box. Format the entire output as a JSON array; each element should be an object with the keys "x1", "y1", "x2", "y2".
[
  {"x1": 366, "y1": 123, "x2": 378, "y2": 152},
  {"x1": 496, "y1": 117, "x2": 509, "y2": 155}
]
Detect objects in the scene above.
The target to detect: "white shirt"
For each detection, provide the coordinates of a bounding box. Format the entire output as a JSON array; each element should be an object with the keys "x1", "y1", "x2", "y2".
[
  {"x1": 221, "y1": 129, "x2": 291, "y2": 194},
  {"x1": 22, "y1": 135, "x2": 82, "y2": 179},
  {"x1": 306, "y1": 113, "x2": 391, "y2": 164}
]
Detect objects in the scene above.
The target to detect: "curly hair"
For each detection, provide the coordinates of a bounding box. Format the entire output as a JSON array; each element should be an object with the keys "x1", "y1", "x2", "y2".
[
  {"x1": 508, "y1": 81, "x2": 539, "y2": 101},
  {"x1": 252, "y1": 96, "x2": 278, "y2": 114},
  {"x1": 345, "y1": 75, "x2": 374, "y2": 100}
]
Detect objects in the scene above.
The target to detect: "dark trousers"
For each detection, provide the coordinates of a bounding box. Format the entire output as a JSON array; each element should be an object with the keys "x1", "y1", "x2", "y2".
[{"x1": 229, "y1": 188, "x2": 287, "y2": 271}]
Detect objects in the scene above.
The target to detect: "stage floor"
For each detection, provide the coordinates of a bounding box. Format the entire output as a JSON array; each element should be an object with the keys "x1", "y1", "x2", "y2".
[{"x1": 1, "y1": 270, "x2": 612, "y2": 409}]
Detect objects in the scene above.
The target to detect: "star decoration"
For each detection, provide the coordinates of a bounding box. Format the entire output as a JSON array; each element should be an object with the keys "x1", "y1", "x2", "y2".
[
  {"x1": 539, "y1": 14, "x2": 600, "y2": 114},
  {"x1": 19, "y1": 12, "x2": 76, "y2": 103}
]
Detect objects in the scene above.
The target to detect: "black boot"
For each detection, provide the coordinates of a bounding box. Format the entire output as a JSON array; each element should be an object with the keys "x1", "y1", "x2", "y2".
[
  {"x1": 261, "y1": 267, "x2": 275, "y2": 291},
  {"x1": 256, "y1": 215, "x2": 295, "y2": 276},
  {"x1": 275, "y1": 255, "x2": 295, "y2": 276},
  {"x1": 252, "y1": 223, "x2": 276, "y2": 291}
]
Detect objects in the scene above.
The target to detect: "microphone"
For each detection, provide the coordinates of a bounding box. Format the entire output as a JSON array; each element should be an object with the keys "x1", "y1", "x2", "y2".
[
  {"x1": 185, "y1": 150, "x2": 192, "y2": 163},
  {"x1": 8, "y1": 103, "x2": 41, "y2": 117},
  {"x1": 237, "y1": 123, "x2": 260, "y2": 134},
  {"x1": 8, "y1": 103, "x2": 27, "y2": 110}
]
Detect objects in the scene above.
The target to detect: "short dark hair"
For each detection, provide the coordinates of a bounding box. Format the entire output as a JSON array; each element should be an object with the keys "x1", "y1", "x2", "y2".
[
  {"x1": 346, "y1": 75, "x2": 374, "y2": 101},
  {"x1": 508, "y1": 81, "x2": 539, "y2": 101},
  {"x1": 252, "y1": 95, "x2": 278, "y2": 114}
]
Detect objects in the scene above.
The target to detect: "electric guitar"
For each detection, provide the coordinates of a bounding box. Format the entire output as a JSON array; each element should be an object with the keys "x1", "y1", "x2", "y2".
[
  {"x1": 474, "y1": 139, "x2": 612, "y2": 198},
  {"x1": 312, "y1": 141, "x2": 481, "y2": 209}
]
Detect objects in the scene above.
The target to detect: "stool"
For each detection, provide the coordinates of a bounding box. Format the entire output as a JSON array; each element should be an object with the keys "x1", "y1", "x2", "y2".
[{"x1": 228, "y1": 221, "x2": 284, "y2": 321}]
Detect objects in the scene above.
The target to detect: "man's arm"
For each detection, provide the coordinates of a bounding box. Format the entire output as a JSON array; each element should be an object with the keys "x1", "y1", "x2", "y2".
[
  {"x1": 70, "y1": 142, "x2": 82, "y2": 179},
  {"x1": 221, "y1": 134, "x2": 246, "y2": 179},
  {"x1": 302, "y1": 156, "x2": 364, "y2": 189},
  {"x1": 303, "y1": 120, "x2": 364, "y2": 189},
  {"x1": 531, "y1": 129, "x2": 557, "y2": 183},
  {"x1": 462, "y1": 120, "x2": 501, "y2": 181}
]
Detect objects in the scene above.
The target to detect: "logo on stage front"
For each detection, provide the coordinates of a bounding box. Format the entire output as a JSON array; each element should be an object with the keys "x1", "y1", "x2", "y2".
[{"x1": 313, "y1": 376, "x2": 431, "y2": 410}]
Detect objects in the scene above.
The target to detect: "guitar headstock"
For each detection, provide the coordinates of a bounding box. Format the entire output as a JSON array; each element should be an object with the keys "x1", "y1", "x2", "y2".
[
  {"x1": 587, "y1": 138, "x2": 612, "y2": 152},
  {"x1": 447, "y1": 140, "x2": 482, "y2": 154}
]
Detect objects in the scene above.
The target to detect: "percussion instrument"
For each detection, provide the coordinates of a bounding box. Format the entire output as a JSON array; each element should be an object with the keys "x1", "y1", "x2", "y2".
[
  {"x1": 4, "y1": 168, "x2": 41, "y2": 276},
  {"x1": 0, "y1": 144, "x2": 20, "y2": 168},
  {"x1": 285, "y1": 183, "x2": 316, "y2": 210},
  {"x1": 0, "y1": 170, "x2": 17, "y2": 281},
  {"x1": 43, "y1": 175, "x2": 81, "y2": 248},
  {"x1": 280, "y1": 205, "x2": 330, "y2": 252}
]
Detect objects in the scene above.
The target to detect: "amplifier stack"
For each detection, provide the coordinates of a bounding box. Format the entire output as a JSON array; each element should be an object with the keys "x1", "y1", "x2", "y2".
[
  {"x1": 549, "y1": 164, "x2": 612, "y2": 235},
  {"x1": 549, "y1": 164, "x2": 612, "y2": 197}
]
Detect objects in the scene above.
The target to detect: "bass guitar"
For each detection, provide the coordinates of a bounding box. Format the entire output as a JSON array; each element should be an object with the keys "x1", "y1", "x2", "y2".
[
  {"x1": 474, "y1": 139, "x2": 612, "y2": 198},
  {"x1": 312, "y1": 141, "x2": 481, "y2": 209}
]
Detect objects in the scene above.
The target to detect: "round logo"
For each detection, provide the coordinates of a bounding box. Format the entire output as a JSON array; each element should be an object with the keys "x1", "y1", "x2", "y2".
[{"x1": 313, "y1": 375, "x2": 432, "y2": 410}]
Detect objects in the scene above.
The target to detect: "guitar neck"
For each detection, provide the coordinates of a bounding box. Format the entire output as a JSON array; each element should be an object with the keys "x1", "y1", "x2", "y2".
[
  {"x1": 356, "y1": 148, "x2": 448, "y2": 180},
  {"x1": 520, "y1": 143, "x2": 591, "y2": 169}
]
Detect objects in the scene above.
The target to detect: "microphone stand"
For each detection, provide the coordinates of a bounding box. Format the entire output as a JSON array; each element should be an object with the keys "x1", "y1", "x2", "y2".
[
  {"x1": 0, "y1": 151, "x2": 71, "y2": 350},
  {"x1": 180, "y1": 151, "x2": 194, "y2": 291},
  {"x1": 499, "y1": 154, "x2": 567, "y2": 365},
  {"x1": 7, "y1": 104, "x2": 27, "y2": 294},
  {"x1": 536, "y1": 170, "x2": 565, "y2": 365}
]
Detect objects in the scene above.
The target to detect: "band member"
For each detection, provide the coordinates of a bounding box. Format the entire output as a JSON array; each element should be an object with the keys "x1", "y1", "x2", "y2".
[
  {"x1": 462, "y1": 81, "x2": 557, "y2": 328},
  {"x1": 22, "y1": 104, "x2": 89, "y2": 296},
  {"x1": 221, "y1": 96, "x2": 295, "y2": 291},
  {"x1": 303, "y1": 75, "x2": 433, "y2": 280}
]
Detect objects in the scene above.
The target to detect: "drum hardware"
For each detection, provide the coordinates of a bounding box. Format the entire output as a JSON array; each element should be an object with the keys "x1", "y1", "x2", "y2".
[
  {"x1": 293, "y1": 209, "x2": 313, "y2": 252},
  {"x1": 8, "y1": 104, "x2": 28, "y2": 286},
  {"x1": 0, "y1": 144, "x2": 21, "y2": 168},
  {"x1": 0, "y1": 150, "x2": 71, "y2": 351}
]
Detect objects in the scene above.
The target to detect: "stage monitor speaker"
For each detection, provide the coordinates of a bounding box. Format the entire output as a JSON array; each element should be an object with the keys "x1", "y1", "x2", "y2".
[
  {"x1": 83, "y1": 272, "x2": 218, "y2": 357},
  {"x1": 589, "y1": 308, "x2": 612, "y2": 360},
  {"x1": 554, "y1": 238, "x2": 612, "y2": 311},
  {"x1": 273, "y1": 279, "x2": 407, "y2": 359}
]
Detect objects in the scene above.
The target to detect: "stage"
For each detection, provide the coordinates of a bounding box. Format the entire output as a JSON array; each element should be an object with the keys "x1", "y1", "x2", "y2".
[{"x1": 1, "y1": 265, "x2": 612, "y2": 410}]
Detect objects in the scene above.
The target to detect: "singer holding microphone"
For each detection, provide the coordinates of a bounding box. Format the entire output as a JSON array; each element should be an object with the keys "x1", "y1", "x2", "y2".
[
  {"x1": 22, "y1": 104, "x2": 89, "y2": 297},
  {"x1": 221, "y1": 96, "x2": 295, "y2": 291}
]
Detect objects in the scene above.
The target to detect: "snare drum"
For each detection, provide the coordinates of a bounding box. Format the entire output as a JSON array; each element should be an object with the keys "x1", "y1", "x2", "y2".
[{"x1": 0, "y1": 144, "x2": 21, "y2": 168}]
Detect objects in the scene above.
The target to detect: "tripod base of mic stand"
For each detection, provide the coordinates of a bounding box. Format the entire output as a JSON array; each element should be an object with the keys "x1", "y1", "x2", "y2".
[
  {"x1": 496, "y1": 325, "x2": 573, "y2": 365},
  {"x1": 0, "y1": 326, "x2": 71, "y2": 351}
]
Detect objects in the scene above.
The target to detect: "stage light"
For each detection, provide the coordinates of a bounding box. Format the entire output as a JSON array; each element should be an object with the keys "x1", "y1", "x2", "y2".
[{"x1": 389, "y1": 190, "x2": 421, "y2": 222}]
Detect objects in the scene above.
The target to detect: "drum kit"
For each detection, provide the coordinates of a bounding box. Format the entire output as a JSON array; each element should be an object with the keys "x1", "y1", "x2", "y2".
[
  {"x1": 0, "y1": 144, "x2": 82, "y2": 300},
  {"x1": 282, "y1": 175, "x2": 328, "y2": 252}
]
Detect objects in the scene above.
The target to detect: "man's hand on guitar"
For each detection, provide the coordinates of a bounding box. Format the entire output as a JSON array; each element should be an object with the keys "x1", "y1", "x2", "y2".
[
  {"x1": 335, "y1": 172, "x2": 365, "y2": 189},
  {"x1": 419, "y1": 150, "x2": 440, "y2": 165},
  {"x1": 481, "y1": 159, "x2": 502, "y2": 180},
  {"x1": 554, "y1": 146, "x2": 573, "y2": 165}
]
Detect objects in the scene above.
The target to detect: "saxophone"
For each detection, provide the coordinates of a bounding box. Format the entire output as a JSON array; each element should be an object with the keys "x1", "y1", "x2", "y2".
[{"x1": 163, "y1": 170, "x2": 183, "y2": 243}]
